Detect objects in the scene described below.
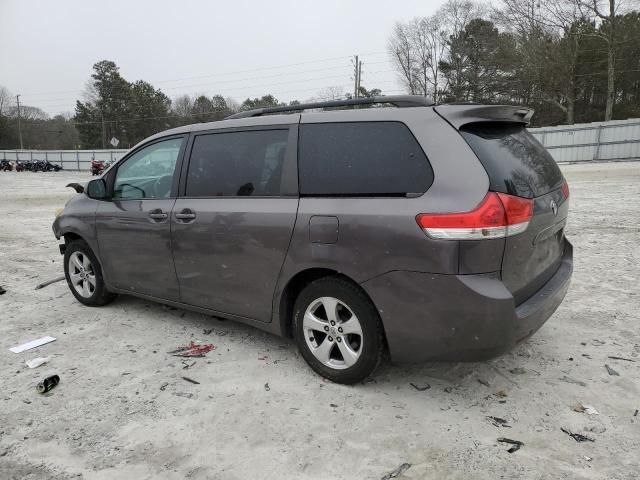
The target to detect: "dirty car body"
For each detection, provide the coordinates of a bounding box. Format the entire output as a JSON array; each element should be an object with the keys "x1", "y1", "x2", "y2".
[{"x1": 53, "y1": 96, "x2": 573, "y2": 383}]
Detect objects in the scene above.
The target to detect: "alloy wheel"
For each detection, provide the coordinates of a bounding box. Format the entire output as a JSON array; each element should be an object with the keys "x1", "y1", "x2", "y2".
[
  {"x1": 68, "y1": 251, "x2": 96, "y2": 298},
  {"x1": 303, "y1": 296, "x2": 364, "y2": 370}
]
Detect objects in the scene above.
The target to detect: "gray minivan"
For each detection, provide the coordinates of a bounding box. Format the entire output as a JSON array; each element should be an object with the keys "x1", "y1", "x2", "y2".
[{"x1": 53, "y1": 96, "x2": 572, "y2": 384}]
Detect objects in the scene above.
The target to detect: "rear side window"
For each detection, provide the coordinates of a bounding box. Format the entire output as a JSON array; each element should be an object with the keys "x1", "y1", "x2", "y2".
[
  {"x1": 460, "y1": 123, "x2": 563, "y2": 198},
  {"x1": 298, "y1": 122, "x2": 433, "y2": 196},
  {"x1": 186, "y1": 129, "x2": 289, "y2": 197}
]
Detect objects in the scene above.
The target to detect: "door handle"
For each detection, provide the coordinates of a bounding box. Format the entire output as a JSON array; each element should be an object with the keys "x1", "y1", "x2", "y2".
[
  {"x1": 175, "y1": 209, "x2": 196, "y2": 222},
  {"x1": 149, "y1": 210, "x2": 168, "y2": 221}
]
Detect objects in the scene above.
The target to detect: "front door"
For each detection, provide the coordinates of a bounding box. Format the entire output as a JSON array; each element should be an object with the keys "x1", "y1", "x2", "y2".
[
  {"x1": 96, "y1": 136, "x2": 186, "y2": 301},
  {"x1": 171, "y1": 127, "x2": 298, "y2": 322}
]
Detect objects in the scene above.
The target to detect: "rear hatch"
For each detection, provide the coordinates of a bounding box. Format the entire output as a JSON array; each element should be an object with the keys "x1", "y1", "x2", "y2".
[{"x1": 435, "y1": 105, "x2": 569, "y2": 304}]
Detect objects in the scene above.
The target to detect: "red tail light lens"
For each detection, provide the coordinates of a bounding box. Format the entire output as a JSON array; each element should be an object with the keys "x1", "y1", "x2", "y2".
[
  {"x1": 416, "y1": 192, "x2": 533, "y2": 240},
  {"x1": 561, "y1": 181, "x2": 570, "y2": 199}
]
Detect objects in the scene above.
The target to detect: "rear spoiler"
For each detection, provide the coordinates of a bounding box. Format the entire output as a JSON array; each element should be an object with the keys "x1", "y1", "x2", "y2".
[{"x1": 434, "y1": 104, "x2": 534, "y2": 130}]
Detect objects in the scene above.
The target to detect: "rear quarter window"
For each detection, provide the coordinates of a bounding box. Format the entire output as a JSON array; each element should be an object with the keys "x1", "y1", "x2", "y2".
[
  {"x1": 460, "y1": 123, "x2": 563, "y2": 198},
  {"x1": 298, "y1": 122, "x2": 433, "y2": 196}
]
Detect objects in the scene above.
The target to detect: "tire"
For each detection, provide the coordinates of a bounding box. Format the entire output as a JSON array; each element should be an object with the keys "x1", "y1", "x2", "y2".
[
  {"x1": 293, "y1": 276, "x2": 384, "y2": 384},
  {"x1": 64, "y1": 240, "x2": 116, "y2": 307}
]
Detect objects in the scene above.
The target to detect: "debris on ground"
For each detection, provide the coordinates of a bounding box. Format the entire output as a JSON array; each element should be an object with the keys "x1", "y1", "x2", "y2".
[
  {"x1": 34, "y1": 275, "x2": 65, "y2": 290},
  {"x1": 181, "y1": 376, "x2": 200, "y2": 385},
  {"x1": 173, "y1": 392, "x2": 194, "y2": 399},
  {"x1": 168, "y1": 341, "x2": 215, "y2": 358},
  {"x1": 330, "y1": 403, "x2": 338, "y2": 408},
  {"x1": 486, "y1": 416, "x2": 511, "y2": 428},
  {"x1": 634, "y1": 409, "x2": 638, "y2": 417},
  {"x1": 203, "y1": 329, "x2": 213, "y2": 335},
  {"x1": 381, "y1": 462, "x2": 411, "y2": 479},
  {"x1": 561, "y1": 427, "x2": 595, "y2": 442},
  {"x1": 409, "y1": 382, "x2": 431, "y2": 391},
  {"x1": 181, "y1": 360, "x2": 196, "y2": 369},
  {"x1": 607, "y1": 356, "x2": 635, "y2": 362},
  {"x1": 264, "y1": 382, "x2": 270, "y2": 391},
  {"x1": 0, "y1": 286, "x2": 6, "y2": 295},
  {"x1": 444, "y1": 386, "x2": 453, "y2": 393},
  {"x1": 497, "y1": 437, "x2": 524, "y2": 453},
  {"x1": 494, "y1": 389, "x2": 508, "y2": 398},
  {"x1": 159, "y1": 382, "x2": 169, "y2": 391},
  {"x1": 584, "y1": 456, "x2": 593, "y2": 462},
  {"x1": 478, "y1": 379, "x2": 490, "y2": 387},
  {"x1": 509, "y1": 367, "x2": 526, "y2": 375},
  {"x1": 573, "y1": 404, "x2": 599, "y2": 415},
  {"x1": 591, "y1": 339, "x2": 605, "y2": 346},
  {"x1": 36, "y1": 374, "x2": 60, "y2": 394},
  {"x1": 559, "y1": 376, "x2": 587, "y2": 387},
  {"x1": 10, "y1": 336, "x2": 56, "y2": 353},
  {"x1": 25, "y1": 357, "x2": 50, "y2": 369},
  {"x1": 605, "y1": 364, "x2": 620, "y2": 376}
]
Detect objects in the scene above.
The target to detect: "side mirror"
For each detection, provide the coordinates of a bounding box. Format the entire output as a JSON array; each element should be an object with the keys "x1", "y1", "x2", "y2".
[{"x1": 86, "y1": 179, "x2": 108, "y2": 200}]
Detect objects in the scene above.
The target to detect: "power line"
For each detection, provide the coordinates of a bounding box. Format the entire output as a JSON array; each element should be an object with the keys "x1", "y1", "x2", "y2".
[
  {"x1": 28, "y1": 69, "x2": 399, "y2": 112},
  {"x1": 21, "y1": 51, "x2": 389, "y2": 97},
  {"x1": 22, "y1": 59, "x2": 396, "y2": 106}
]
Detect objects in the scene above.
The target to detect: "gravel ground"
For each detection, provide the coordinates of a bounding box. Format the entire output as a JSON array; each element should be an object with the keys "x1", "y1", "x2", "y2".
[{"x1": 0, "y1": 162, "x2": 639, "y2": 480}]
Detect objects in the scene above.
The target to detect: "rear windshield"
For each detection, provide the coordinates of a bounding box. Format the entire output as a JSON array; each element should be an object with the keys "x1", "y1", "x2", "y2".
[{"x1": 460, "y1": 123, "x2": 563, "y2": 198}]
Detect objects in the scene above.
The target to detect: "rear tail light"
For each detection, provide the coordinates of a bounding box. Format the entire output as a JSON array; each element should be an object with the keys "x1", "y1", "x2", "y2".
[
  {"x1": 416, "y1": 192, "x2": 534, "y2": 240},
  {"x1": 561, "y1": 180, "x2": 570, "y2": 199}
]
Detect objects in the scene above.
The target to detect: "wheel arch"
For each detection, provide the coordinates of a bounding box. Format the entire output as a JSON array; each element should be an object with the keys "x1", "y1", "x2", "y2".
[{"x1": 277, "y1": 268, "x2": 384, "y2": 343}]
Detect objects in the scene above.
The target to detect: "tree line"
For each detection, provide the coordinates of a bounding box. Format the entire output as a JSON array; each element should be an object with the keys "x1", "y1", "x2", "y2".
[
  {"x1": 389, "y1": 0, "x2": 640, "y2": 126},
  {"x1": 0, "y1": 61, "x2": 384, "y2": 150}
]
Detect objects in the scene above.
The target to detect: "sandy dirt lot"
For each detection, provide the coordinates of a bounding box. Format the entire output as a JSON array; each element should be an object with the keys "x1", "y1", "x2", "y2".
[{"x1": 1, "y1": 163, "x2": 639, "y2": 480}]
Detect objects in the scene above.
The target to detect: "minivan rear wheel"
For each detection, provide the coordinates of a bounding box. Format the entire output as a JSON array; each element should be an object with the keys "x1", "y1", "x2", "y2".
[
  {"x1": 64, "y1": 240, "x2": 116, "y2": 307},
  {"x1": 293, "y1": 277, "x2": 383, "y2": 384}
]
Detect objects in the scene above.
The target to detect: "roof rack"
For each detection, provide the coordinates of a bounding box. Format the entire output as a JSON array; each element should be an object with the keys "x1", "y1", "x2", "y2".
[{"x1": 226, "y1": 95, "x2": 433, "y2": 119}]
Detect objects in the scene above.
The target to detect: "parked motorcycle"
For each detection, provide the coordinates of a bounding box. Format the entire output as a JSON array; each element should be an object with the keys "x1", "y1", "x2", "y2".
[
  {"x1": 91, "y1": 159, "x2": 106, "y2": 176},
  {"x1": 41, "y1": 160, "x2": 62, "y2": 172},
  {"x1": 0, "y1": 159, "x2": 13, "y2": 171}
]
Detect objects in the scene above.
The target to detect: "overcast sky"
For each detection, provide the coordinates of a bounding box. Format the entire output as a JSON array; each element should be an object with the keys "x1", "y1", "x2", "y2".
[{"x1": 0, "y1": 0, "x2": 449, "y2": 116}]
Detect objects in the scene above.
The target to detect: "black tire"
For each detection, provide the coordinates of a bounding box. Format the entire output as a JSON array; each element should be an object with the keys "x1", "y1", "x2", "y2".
[
  {"x1": 293, "y1": 276, "x2": 384, "y2": 384},
  {"x1": 63, "y1": 240, "x2": 116, "y2": 307}
]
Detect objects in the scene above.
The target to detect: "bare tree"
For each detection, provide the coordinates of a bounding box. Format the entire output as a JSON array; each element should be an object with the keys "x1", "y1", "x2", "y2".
[
  {"x1": 0, "y1": 86, "x2": 13, "y2": 116},
  {"x1": 317, "y1": 86, "x2": 346, "y2": 100},
  {"x1": 410, "y1": 16, "x2": 448, "y2": 101},
  {"x1": 440, "y1": 0, "x2": 486, "y2": 35},
  {"x1": 225, "y1": 97, "x2": 240, "y2": 113},
  {"x1": 388, "y1": 22, "x2": 418, "y2": 94},
  {"x1": 172, "y1": 94, "x2": 193, "y2": 118}
]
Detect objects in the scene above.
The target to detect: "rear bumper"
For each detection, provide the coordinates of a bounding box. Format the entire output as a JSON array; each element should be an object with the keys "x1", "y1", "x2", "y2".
[{"x1": 361, "y1": 240, "x2": 573, "y2": 363}]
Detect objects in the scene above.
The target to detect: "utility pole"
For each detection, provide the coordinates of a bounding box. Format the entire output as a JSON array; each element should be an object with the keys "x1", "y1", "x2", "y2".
[
  {"x1": 358, "y1": 61, "x2": 363, "y2": 96},
  {"x1": 353, "y1": 55, "x2": 359, "y2": 99},
  {"x1": 101, "y1": 113, "x2": 106, "y2": 149},
  {"x1": 16, "y1": 95, "x2": 24, "y2": 150}
]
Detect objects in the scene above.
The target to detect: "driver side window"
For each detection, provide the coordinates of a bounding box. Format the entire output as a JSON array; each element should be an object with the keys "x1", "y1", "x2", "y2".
[{"x1": 113, "y1": 137, "x2": 183, "y2": 200}]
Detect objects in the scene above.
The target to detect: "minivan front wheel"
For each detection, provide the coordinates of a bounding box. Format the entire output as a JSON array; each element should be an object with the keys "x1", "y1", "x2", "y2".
[
  {"x1": 293, "y1": 277, "x2": 384, "y2": 384},
  {"x1": 64, "y1": 240, "x2": 116, "y2": 307}
]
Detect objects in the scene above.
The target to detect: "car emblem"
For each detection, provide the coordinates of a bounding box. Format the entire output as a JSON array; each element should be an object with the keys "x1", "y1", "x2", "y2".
[{"x1": 550, "y1": 200, "x2": 558, "y2": 216}]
